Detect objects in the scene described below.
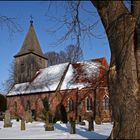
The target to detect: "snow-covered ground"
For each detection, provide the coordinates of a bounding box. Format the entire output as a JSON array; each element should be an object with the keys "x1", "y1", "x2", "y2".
[{"x1": 0, "y1": 120, "x2": 113, "y2": 139}]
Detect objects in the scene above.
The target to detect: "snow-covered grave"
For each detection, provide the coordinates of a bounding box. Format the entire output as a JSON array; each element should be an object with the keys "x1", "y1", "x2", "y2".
[{"x1": 0, "y1": 120, "x2": 113, "y2": 139}]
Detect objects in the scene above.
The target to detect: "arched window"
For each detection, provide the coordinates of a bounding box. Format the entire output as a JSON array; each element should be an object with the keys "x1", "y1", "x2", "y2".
[
  {"x1": 68, "y1": 99, "x2": 70, "y2": 112},
  {"x1": 71, "y1": 100, "x2": 74, "y2": 111},
  {"x1": 67, "y1": 99, "x2": 75, "y2": 112},
  {"x1": 103, "y1": 96, "x2": 109, "y2": 110},
  {"x1": 86, "y1": 97, "x2": 92, "y2": 111},
  {"x1": 14, "y1": 102, "x2": 17, "y2": 113}
]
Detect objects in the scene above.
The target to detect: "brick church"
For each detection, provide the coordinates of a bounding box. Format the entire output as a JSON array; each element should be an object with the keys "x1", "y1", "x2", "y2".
[{"x1": 6, "y1": 20, "x2": 111, "y2": 123}]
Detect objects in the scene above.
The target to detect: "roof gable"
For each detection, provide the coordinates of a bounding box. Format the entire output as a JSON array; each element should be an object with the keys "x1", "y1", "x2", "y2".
[{"x1": 60, "y1": 61, "x2": 101, "y2": 90}]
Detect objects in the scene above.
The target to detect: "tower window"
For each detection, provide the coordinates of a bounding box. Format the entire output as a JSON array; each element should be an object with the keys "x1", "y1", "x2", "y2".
[{"x1": 21, "y1": 63, "x2": 24, "y2": 73}]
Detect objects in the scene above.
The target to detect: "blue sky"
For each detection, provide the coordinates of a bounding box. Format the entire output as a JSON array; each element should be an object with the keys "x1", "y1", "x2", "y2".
[{"x1": 0, "y1": 1, "x2": 110, "y2": 92}]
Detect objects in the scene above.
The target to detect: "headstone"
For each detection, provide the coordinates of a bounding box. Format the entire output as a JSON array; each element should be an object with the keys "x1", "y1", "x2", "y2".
[
  {"x1": 21, "y1": 119, "x2": 26, "y2": 130},
  {"x1": 44, "y1": 123, "x2": 54, "y2": 131},
  {"x1": 16, "y1": 117, "x2": 19, "y2": 122},
  {"x1": 88, "y1": 117, "x2": 94, "y2": 131},
  {"x1": 69, "y1": 118, "x2": 76, "y2": 134},
  {"x1": 25, "y1": 110, "x2": 32, "y2": 123},
  {"x1": 95, "y1": 117, "x2": 101, "y2": 124},
  {"x1": 78, "y1": 121, "x2": 85, "y2": 125},
  {"x1": 3, "y1": 110, "x2": 12, "y2": 128},
  {"x1": 44, "y1": 112, "x2": 54, "y2": 131}
]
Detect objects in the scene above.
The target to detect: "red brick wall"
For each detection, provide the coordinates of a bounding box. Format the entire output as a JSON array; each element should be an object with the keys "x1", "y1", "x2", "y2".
[{"x1": 7, "y1": 87, "x2": 111, "y2": 122}]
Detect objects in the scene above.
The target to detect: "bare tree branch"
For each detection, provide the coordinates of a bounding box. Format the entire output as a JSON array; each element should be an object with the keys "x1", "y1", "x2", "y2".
[
  {"x1": 44, "y1": 1, "x2": 100, "y2": 48},
  {"x1": 0, "y1": 16, "x2": 23, "y2": 36}
]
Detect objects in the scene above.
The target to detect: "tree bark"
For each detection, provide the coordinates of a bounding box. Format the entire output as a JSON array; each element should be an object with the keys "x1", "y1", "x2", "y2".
[
  {"x1": 91, "y1": 1, "x2": 140, "y2": 139},
  {"x1": 132, "y1": 1, "x2": 140, "y2": 84}
]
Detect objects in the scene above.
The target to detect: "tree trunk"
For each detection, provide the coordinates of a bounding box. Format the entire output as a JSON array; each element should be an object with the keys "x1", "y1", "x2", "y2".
[{"x1": 91, "y1": 1, "x2": 140, "y2": 139}]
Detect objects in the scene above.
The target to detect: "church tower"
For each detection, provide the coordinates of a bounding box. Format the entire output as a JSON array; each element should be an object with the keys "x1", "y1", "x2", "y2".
[{"x1": 14, "y1": 20, "x2": 48, "y2": 84}]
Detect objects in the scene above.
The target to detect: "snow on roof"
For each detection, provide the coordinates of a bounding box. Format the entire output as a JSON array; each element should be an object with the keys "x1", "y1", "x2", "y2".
[
  {"x1": 7, "y1": 59, "x2": 104, "y2": 96},
  {"x1": 61, "y1": 61, "x2": 100, "y2": 90},
  {"x1": 7, "y1": 82, "x2": 30, "y2": 96},
  {"x1": 7, "y1": 63, "x2": 69, "y2": 96},
  {"x1": 80, "y1": 61, "x2": 101, "y2": 78},
  {"x1": 60, "y1": 63, "x2": 90, "y2": 90}
]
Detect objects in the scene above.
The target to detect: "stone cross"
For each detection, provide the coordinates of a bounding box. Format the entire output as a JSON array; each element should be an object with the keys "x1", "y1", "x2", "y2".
[{"x1": 30, "y1": 15, "x2": 33, "y2": 25}]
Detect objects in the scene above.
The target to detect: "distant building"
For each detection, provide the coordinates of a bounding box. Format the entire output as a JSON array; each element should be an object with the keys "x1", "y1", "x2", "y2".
[{"x1": 6, "y1": 21, "x2": 111, "y2": 123}]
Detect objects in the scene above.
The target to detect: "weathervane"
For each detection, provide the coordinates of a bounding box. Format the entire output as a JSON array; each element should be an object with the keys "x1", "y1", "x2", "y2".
[{"x1": 30, "y1": 15, "x2": 33, "y2": 25}]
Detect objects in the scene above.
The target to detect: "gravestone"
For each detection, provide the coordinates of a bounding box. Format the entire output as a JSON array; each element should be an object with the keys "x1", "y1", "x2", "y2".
[
  {"x1": 70, "y1": 121, "x2": 76, "y2": 134},
  {"x1": 3, "y1": 110, "x2": 12, "y2": 128},
  {"x1": 44, "y1": 123, "x2": 54, "y2": 131},
  {"x1": 95, "y1": 116, "x2": 101, "y2": 125},
  {"x1": 25, "y1": 110, "x2": 32, "y2": 123},
  {"x1": 88, "y1": 117, "x2": 94, "y2": 131},
  {"x1": 21, "y1": 119, "x2": 26, "y2": 130},
  {"x1": 44, "y1": 112, "x2": 54, "y2": 131},
  {"x1": 69, "y1": 118, "x2": 76, "y2": 134},
  {"x1": 78, "y1": 121, "x2": 85, "y2": 125}
]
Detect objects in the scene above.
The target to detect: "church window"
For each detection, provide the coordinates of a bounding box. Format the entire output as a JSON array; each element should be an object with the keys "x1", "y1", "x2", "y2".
[
  {"x1": 103, "y1": 96, "x2": 109, "y2": 110},
  {"x1": 86, "y1": 97, "x2": 92, "y2": 111},
  {"x1": 71, "y1": 100, "x2": 74, "y2": 111},
  {"x1": 67, "y1": 98, "x2": 75, "y2": 112},
  {"x1": 68, "y1": 99, "x2": 70, "y2": 112}
]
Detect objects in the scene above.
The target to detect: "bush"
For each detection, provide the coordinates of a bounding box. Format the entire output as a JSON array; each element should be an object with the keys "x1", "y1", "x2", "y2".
[
  {"x1": 55, "y1": 104, "x2": 67, "y2": 123},
  {"x1": 42, "y1": 97, "x2": 54, "y2": 131},
  {"x1": 42, "y1": 97, "x2": 53, "y2": 123},
  {"x1": 0, "y1": 94, "x2": 7, "y2": 112},
  {"x1": 42, "y1": 97, "x2": 49, "y2": 112}
]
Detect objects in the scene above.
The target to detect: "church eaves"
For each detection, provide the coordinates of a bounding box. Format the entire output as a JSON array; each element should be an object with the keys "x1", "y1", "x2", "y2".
[{"x1": 14, "y1": 20, "x2": 47, "y2": 59}]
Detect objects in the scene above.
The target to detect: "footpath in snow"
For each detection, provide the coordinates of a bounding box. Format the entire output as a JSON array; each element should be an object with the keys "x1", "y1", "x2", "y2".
[{"x1": 0, "y1": 120, "x2": 113, "y2": 139}]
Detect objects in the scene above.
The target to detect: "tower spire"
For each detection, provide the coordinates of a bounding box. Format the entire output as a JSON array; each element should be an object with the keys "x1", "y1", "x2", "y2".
[{"x1": 14, "y1": 17, "x2": 47, "y2": 59}]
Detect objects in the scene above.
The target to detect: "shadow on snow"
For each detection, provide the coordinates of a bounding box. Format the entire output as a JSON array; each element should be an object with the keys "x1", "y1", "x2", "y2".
[{"x1": 54, "y1": 123, "x2": 108, "y2": 139}]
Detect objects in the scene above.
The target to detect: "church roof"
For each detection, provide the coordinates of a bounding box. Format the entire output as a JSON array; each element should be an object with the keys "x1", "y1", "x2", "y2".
[
  {"x1": 7, "y1": 58, "x2": 108, "y2": 96},
  {"x1": 14, "y1": 21, "x2": 47, "y2": 59}
]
